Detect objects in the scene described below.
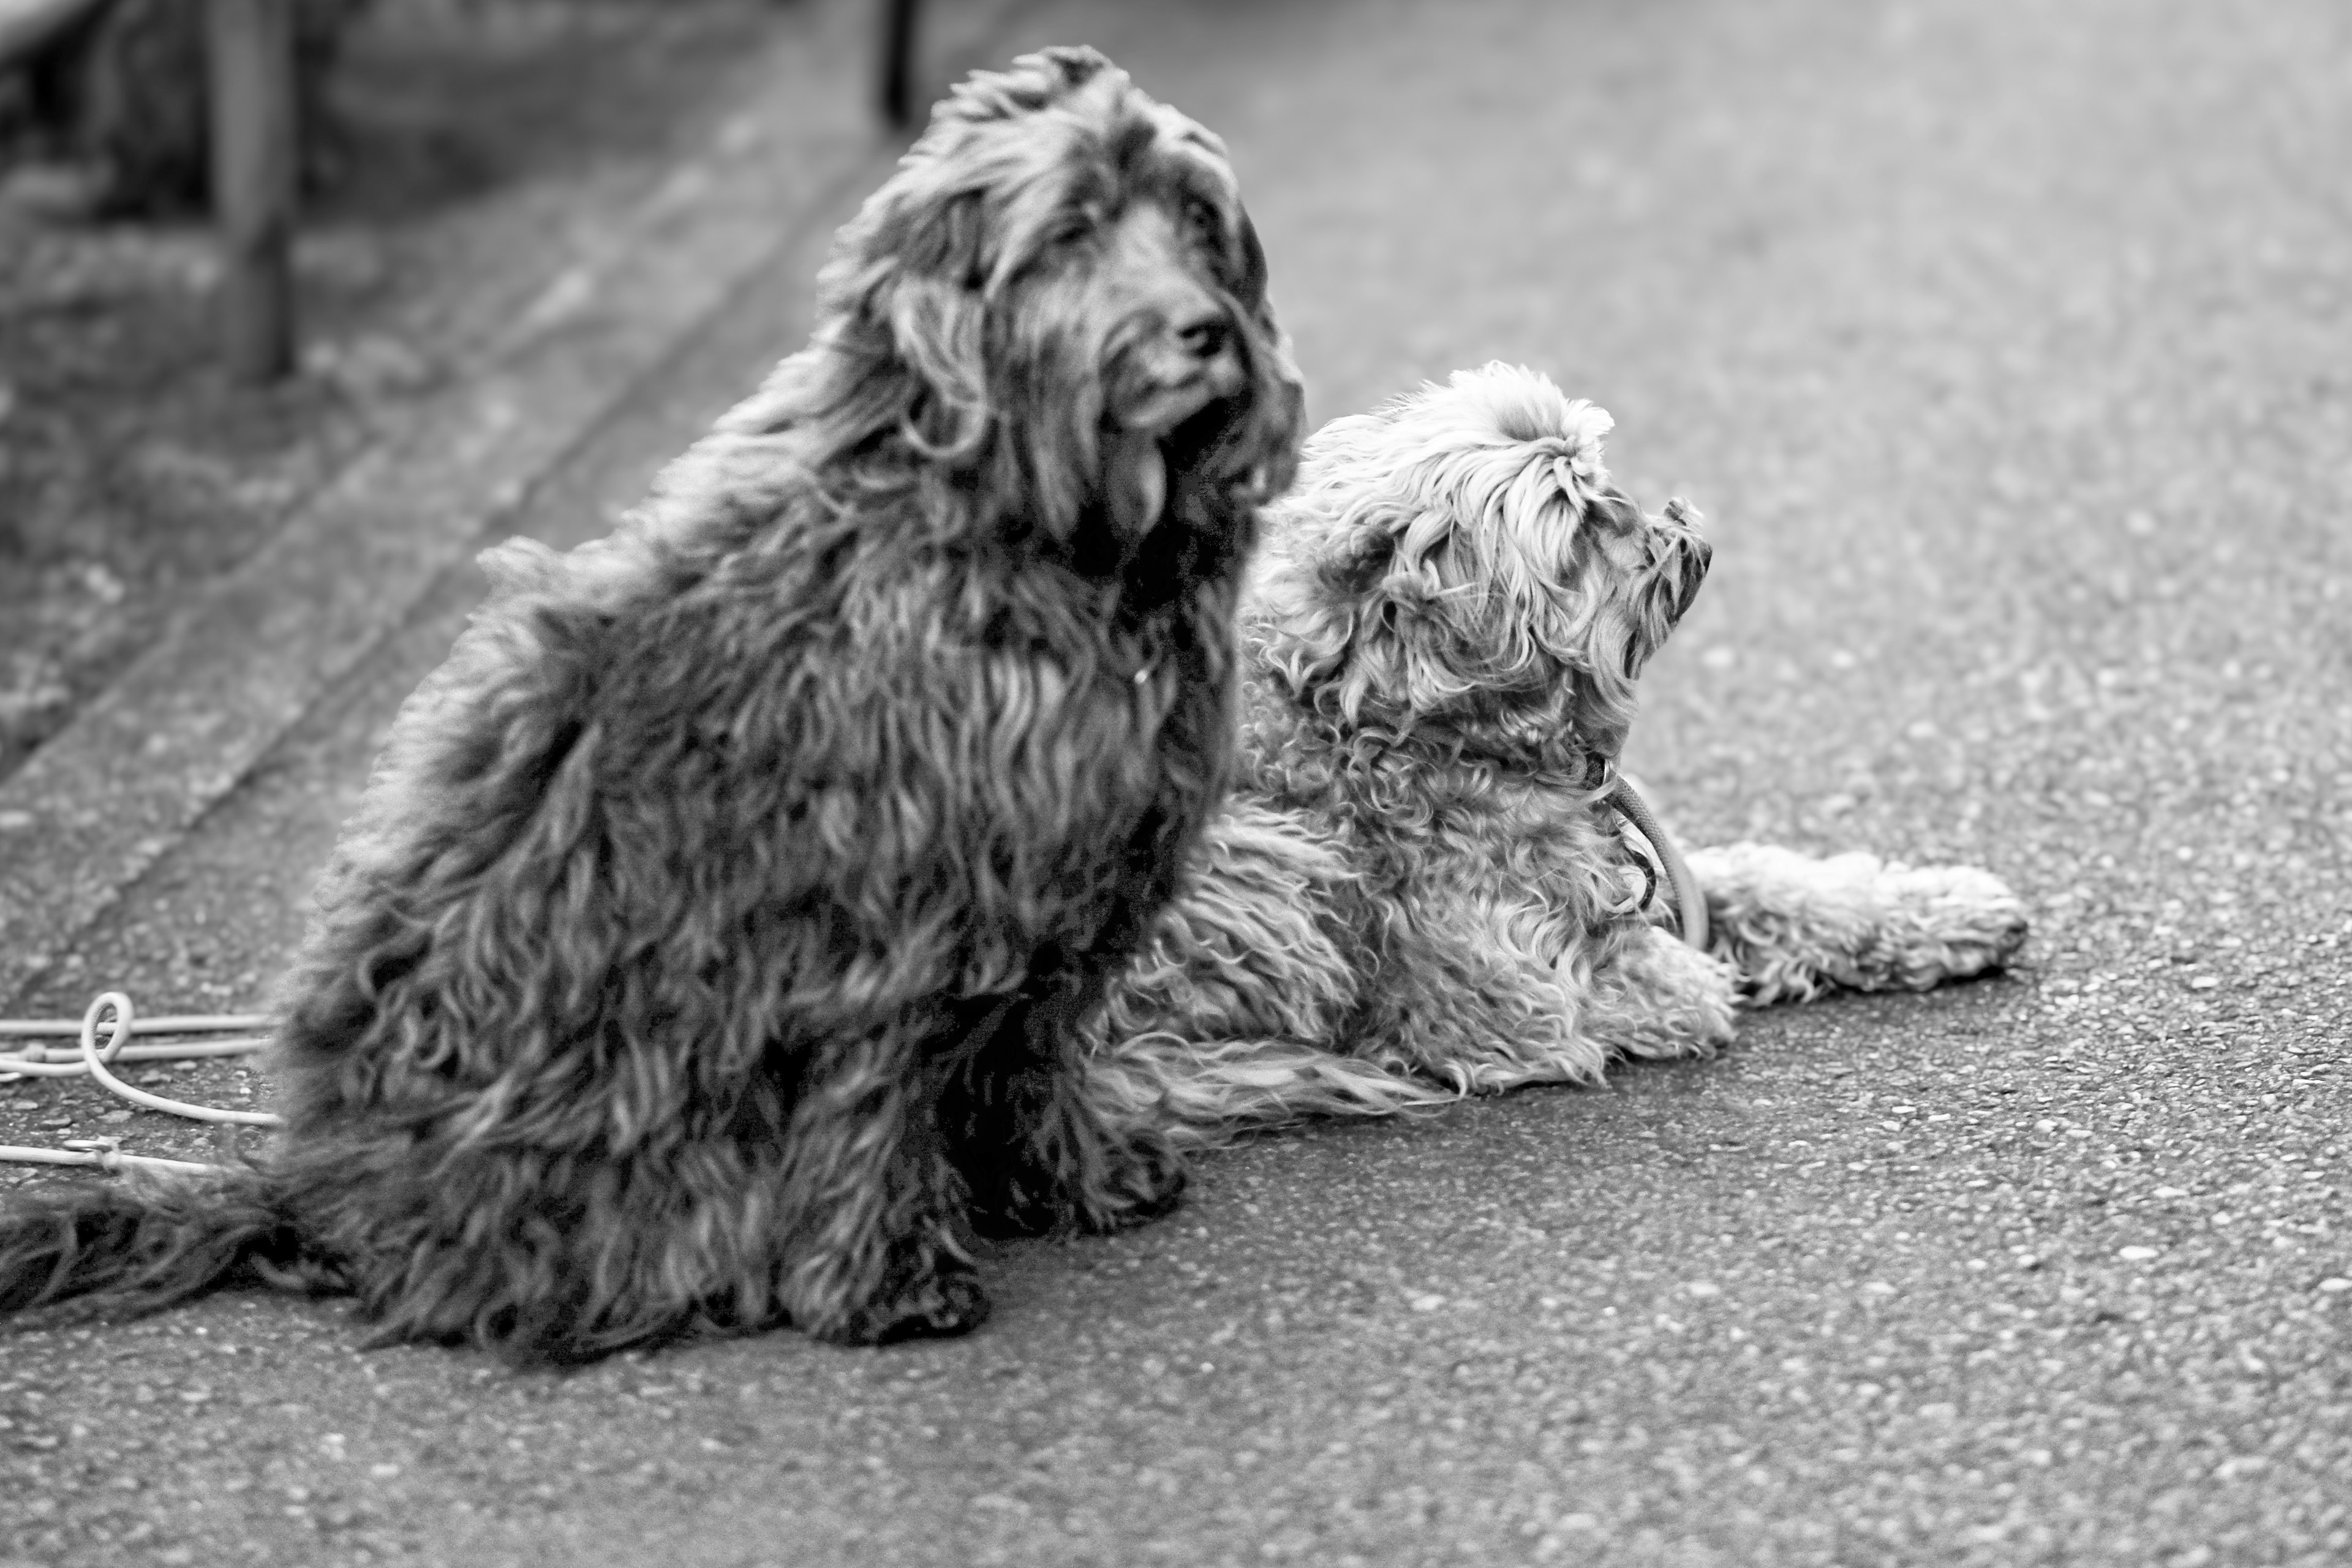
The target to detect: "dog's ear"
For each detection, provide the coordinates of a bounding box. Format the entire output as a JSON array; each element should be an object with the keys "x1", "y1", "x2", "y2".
[
  {"x1": 811, "y1": 141, "x2": 1016, "y2": 459},
  {"x1": 1234, "y1": 209, "x2": 1272, "y2": 313},
  {"x1": 810, "y1": 208, "x2": 997, "y2": 466},
  {"x1": 1248, "y1": 477, "x2": 1484, "y2": 737},
  {"x1": 1226, "y1": 206, "x2": 1302, "y2": 496},
  {"x1": 883, "y1": 268, "x2": 995, "y2": 461},
  {"x1": 876, "y1": 182, "x2": 991, "y2": 287}
]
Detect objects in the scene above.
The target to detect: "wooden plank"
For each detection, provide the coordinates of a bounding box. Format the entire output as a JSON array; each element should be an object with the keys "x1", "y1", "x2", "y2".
[{"x1": 205, "y1": 0, "x2": 298, "y2": 382}]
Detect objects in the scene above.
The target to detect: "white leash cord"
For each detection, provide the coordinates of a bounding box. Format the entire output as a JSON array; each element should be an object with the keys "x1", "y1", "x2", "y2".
[{"x1": 0, "y1": 992, "x2": 284, "y2": 1175}]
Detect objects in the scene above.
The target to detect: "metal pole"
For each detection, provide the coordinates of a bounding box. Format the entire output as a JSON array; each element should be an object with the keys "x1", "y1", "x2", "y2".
[
  {"x1": 205, "y1": 0, "x2": 297, "y2": 383},
  {"x1": 878, "y1": 0, "x2": 919, "y2": 130}
]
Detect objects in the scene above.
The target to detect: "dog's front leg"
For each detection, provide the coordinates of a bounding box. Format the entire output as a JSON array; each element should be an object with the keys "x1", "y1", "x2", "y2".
[
  {"x1": 775, "y1": 1027, "x2": 988, "y2": 1344},
  {"x1": 1579, "y1": 920, "x2": 1740, "y2": 1061},
  {"x1": 1684, "y1": 843, "x2": 2029, "y2": 1005},
  {"x1": 942, "y1": 975, "x2": 1186, "y2": 1238}
]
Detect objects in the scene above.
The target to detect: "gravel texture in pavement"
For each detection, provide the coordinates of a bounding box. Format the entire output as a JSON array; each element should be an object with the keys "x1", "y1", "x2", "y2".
[{"x1": 2, "y1": 0, "x2": 2346, "y2": 1564}]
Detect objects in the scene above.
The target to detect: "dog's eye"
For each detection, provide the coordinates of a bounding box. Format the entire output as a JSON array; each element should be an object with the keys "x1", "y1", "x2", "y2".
[
  {"x1": 1589, "y1": 490, "x2": 1643, "y2": 535},
  {"x1": 1182, "y1": 195, "x2": 1225, "y2": 250}
]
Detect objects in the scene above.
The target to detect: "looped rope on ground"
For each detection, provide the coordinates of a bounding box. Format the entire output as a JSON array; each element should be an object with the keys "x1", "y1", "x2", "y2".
[{"x1": 0, "y1": 991, "x2": 282, "y2": 1174}]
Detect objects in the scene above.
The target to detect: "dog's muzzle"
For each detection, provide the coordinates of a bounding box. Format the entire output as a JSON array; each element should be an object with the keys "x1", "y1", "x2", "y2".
[
  {"x1": 1662, "y1": 532, "x2": 1711, "y2": 622},
  {"x1": 1116, "y1": 301, "x2": 1248, "y2": 433},
  {"x1": 1103, "y1": 306, "x2": 1250, "y2": 536},
  {"x1": 1641, "y1": 515, "x2": 1711, "y2": 631}
]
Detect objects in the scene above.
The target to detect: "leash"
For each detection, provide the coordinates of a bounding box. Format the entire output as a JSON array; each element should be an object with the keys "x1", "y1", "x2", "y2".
[
  {"x1": 1606, "y1": 770, "x2": 1709, "y2": 951},
  {"x1": 0, "y1": 992, "x2": 279, "y2": 1175}
]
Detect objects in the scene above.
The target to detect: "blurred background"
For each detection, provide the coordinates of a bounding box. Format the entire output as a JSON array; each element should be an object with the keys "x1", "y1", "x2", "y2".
[{"x1": 1, "y1": 2, "x2": 2346, "y2": 1565}]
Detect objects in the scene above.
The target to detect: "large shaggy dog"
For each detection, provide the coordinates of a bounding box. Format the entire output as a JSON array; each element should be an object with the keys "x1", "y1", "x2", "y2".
[
  {"x1": 0, "y1": 47, "x2": 1303, "y2": 1361},
  {"x1": 1084, "y1": 364, "x2": 2026, "y2": 1139}
]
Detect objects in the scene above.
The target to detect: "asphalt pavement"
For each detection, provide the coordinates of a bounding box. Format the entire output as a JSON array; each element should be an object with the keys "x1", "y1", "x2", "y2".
[{"x1": 2, "y1": 0, "x2": 2347, "y2": 1564}]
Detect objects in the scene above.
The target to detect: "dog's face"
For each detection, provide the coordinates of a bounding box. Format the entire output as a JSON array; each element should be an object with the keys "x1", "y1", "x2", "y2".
[
  {"x1": 1251, "y1": 363, "x2": 1710, "y2": 771},
  {"x1": 818, "y1": 46, "x2": 1304, "y2": 551}
]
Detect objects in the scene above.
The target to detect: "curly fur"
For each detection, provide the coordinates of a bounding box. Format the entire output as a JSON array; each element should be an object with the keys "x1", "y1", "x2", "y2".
[
  {"x1": 0, "y1": 47, "x2": 1303, "y2": 1362},
  {"x1": 1084, "y1": 363, "x2": 2027, "y2": 1142}
]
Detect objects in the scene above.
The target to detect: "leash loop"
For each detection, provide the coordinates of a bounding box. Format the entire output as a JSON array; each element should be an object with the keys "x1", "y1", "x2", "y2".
[
  {"x1": 76, "y1": 992, "x2": 284, "y2": 1127},
  {"x1": 1605, "y1": 771, "x2": 1709, "y2": 951},
  {"x1": 0, "y1": 992, "x2": 282, "y2": 1173}
]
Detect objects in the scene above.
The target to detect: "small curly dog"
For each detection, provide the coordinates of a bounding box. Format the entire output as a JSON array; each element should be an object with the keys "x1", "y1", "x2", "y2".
[
  {"x1": 1083, "y1": 363, "x2": 2027, "y2": 1140},
  {"x1": 0, "y1": 46, "x2": 1303, "y2": 1361}
]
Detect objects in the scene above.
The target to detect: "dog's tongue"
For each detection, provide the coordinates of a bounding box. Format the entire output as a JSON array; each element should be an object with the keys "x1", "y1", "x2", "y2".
[{"x1": 1104, "y1": 429, "x2": 1167, "y2": 537}]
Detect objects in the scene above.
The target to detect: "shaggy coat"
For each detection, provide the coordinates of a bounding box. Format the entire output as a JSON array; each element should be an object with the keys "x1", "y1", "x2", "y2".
[
  {"x1": 0, "y1": 47, "x2": 1303, "y2": 1361},
  {"x1": 1084, "y1": 365, "x2": 2027, "y2": 1139}
]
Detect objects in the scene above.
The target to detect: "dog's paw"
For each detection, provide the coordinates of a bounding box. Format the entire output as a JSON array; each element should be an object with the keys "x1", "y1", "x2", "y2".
[
  {"x1": 965, "y1": 1130, "x2": 1188, "y2": 1238},
  {"x1": 1593, "y1": 922, "x2": 1740, "y2": 1061},
  {"x1": 962, "y1": 1188, "x2": 1056, "y2": 1240},
  {"x1": 1890, "y1": 864, "x2": 2030, "y2": 983},
  {"x1": 822, "y1": 1265, "x2": 992, "y2": 1346},
  {"x1": 960, "y1": 1161, "x2": 1087, "y2": 1238},
  {"x1": 1077, "y1": 1131, "x2": 1188, "y2": 1234},
  {"x1": 1693, "y1": 843, "x2": 2030, "y2": 1001}
]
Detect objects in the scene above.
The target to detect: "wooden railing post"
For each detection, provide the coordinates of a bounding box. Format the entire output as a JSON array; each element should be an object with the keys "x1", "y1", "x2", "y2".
[
  {"x1": 877, "y1": 0, "x2": 919, "y2": 129},
  {"x1": 205, "y1": 0, "x2": 297, "y2": 383}
]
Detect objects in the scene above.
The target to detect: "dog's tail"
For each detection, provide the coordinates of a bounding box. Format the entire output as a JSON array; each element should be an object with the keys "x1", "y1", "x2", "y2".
[
  {"x1": 0, "y1": 1164, "x2": 339, "y2": 1325},
  {"x1": 1085, "y1": 1032, "x2": 1455, "y2": 1150}
]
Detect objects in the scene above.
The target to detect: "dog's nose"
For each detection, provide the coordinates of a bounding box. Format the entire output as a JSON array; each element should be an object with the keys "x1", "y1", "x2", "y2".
[{"x1": 1672, "y1": 536, "x2": 1711, "y2": 619}]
